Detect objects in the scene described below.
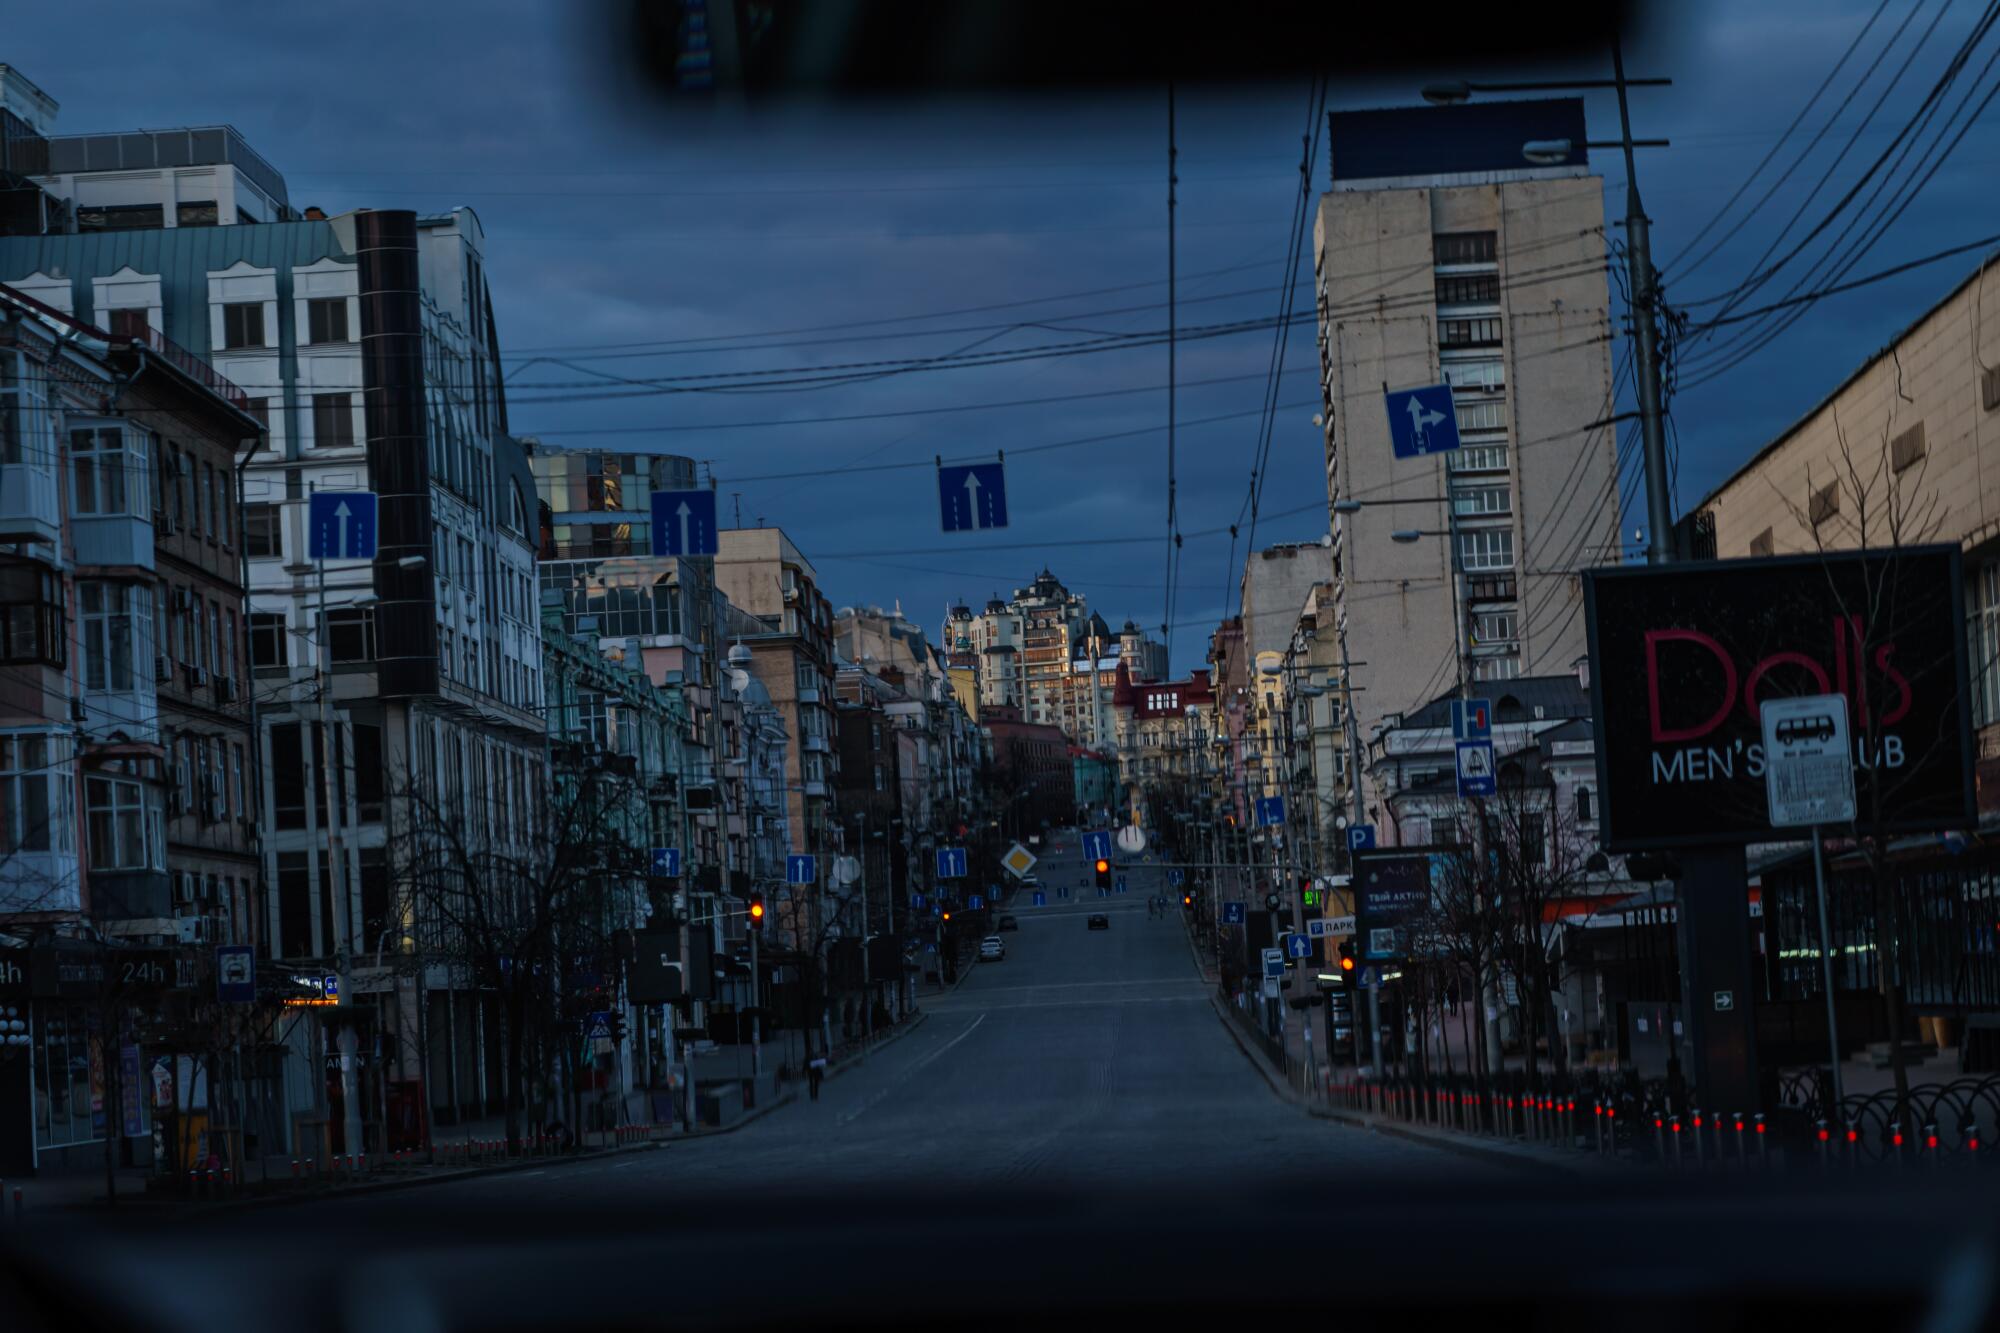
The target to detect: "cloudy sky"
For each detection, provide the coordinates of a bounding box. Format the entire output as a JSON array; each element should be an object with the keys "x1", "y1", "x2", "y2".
[{"x1": 12, "y1": 1, "x2": 1997, "y2": 672}]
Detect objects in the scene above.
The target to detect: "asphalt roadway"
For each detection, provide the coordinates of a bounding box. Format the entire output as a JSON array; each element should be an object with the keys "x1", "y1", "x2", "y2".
[{"x1": 294, "y1": 830, "x2": 1488, "y2": 1219}]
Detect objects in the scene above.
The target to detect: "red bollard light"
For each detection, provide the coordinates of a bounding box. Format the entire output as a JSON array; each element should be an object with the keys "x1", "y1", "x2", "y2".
[{"x1": 291, "y1": 1158, "x2": 300, "y2": 1182}]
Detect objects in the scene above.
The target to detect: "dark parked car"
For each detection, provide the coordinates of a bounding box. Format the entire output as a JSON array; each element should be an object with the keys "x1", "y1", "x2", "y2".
[
  {"x1": 1087, "y1": 914, "x2": 1109, "y2": 931},
  {"x1": 997, "y1": 914, "x2": 1019, "y2": 931}
]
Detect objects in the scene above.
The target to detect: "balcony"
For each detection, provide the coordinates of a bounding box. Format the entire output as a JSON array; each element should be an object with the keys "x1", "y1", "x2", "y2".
[
  {"x1": 803, "y1": 734, "x2": 831, "y2": 754},
  {"x1": 73, "y1": 511, "x2": 154, "y2": 570},
  {"x1": 0, "y1": 456, "x2": 60, "y2": 545},
  {"x1": 797, "y1": 686, "x2": 822, "y2": 704}
]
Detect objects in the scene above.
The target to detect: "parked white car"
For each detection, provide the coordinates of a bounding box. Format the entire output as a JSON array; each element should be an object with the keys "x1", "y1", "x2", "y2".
[{"x1": 979, "y1": 935, "x2": 1005, "y2": 961}]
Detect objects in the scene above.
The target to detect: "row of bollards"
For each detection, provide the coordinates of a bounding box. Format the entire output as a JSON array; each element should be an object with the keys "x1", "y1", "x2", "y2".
[{"x1": 1809, "y1": 1115, "x2": 1982, "y2": 1169}]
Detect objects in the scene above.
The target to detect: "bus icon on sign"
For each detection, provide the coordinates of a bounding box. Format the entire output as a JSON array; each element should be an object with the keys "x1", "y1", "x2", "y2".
[{"x1": 1774, "y1": 712, "x2": 1837, "y2": 746}]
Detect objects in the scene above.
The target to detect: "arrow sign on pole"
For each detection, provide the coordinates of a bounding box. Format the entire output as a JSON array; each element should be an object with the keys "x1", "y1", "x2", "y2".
[{"x1": 307, "y1": 491, "x2": 377, "y2": 561}]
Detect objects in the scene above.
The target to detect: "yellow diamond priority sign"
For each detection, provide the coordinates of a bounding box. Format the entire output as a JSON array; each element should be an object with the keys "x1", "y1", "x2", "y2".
[{"x1": 1001, "y1": 843, "x2": 1038, "y2": 879}]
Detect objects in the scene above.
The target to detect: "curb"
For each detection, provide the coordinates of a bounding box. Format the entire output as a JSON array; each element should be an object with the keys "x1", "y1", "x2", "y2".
[
  {"x1": 1204, "y1": 991, "x2": 1586, "y2": 1178},
  {"x1": 172, "y1": 1086, "x2": 806, "y2": 1221},
  {"x1": 823, "y1": 1009, "x2": 930, "y2": 1085}
]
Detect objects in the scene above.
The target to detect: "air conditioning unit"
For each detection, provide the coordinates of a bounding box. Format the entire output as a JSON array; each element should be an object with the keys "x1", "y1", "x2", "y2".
[
  {"x1": 154, "y1": 654, "x2": 174, "y2": 684},
  {"x1": 172, "y1": 871, "x2": 198, "y2": 904},
  {"x1": 203, "y1": 796, "x2": 226, "y2": 824},
  {"x1": 215, "y1": 675, "x2": 236, "y2": 701},
  {"x1": 176, "y1": 915, "x2": 217, "y2": 945},
  {"x1": 186, "y1": 664, "x2": 207, "y2": 688},
  {"x1": 159, "y1": 514, "x2": 177, "y2": 535}
]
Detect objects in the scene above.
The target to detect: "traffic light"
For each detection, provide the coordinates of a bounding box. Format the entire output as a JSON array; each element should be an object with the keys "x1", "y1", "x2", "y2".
[
  {"x1": 1182, "y1": 892, "x2": 1192, "y2": 908},
  {"x1": 1300, "y1": 875, "x2": 1317, "y2": 909},
  {"x1": 748, "y1": 894, "x2": 766, "y2": 931},
  {"x1": 1264, "y1": 891, "x2": 1281, "y2": 913},
  {"x1": 611, "y1": 1013, "x2": 628, "y2": 1043},
  {"x1": 942, "y1": 909, "x2": 953, "y2": 923},
  {"x1": 1094, "y1": 858, "x2": 1112, "y2": 891},
  {"x1": 1337, "y1": 939, "x2": 1356, "y2": 973}
]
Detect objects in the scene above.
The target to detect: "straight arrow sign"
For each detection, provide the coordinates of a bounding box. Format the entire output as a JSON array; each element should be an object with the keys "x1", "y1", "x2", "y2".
[{"x1": 938, "y1": 462, "x2": 1008, "y2": 532}]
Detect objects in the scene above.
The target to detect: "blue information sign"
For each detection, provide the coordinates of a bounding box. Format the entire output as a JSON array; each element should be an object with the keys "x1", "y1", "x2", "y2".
[
  {"x1": 1255, "y1": 795, "x2": 1286, "y2": 827},
  {"x1": 1450, "y1": 698, "x2": 1492, "y2": 741},
  {"x1": 1166, "y1": 868, "x2": 1184, "y2": 886},
  {"x1": 938, "y1": 462, "x2": 1009, "y2": 532},
  {"x1": 1384, "y1": 383, "x2": 1461, "y2": 459},
  {"x1": 911, "y1": 892, "x2": 925, "y2": 910},
  {"x1": 650, "y1": 847, "x2": 681, "y2": 877},
  {"x1": 935, "y1": 847, "x2": 968, "y2": 879},
  {"x1": 307, "y1": 491, "x2": 377, "y2": 561},
  {"x1": 1455, "y1": 740, "x2": 1497, "y2": 798},
  {"x1": 649, "y1": 489, "x2": 719, "y2": 557},
  {"x1": 1081, "y1": 830, "x2": 1112, "y2": 862},
  {"x1": 215, "y1": 945, "x2": 254, "y2": 1004},
  {"x1": 1346, "y1": 824, "x2": 1376, "y2": 852},
  {"x1": 786, "y1": 854, "x2": 817, "y2": 885},
  {"x1": 968, "y1": 894, "x2": 984, "y2": 909},
  {"x1": 1221, "y1": 901, "x2": 1247, "y2": 925},
  {"x1": 1032, "y1": 891, "x2": 1047, "y2": 907}
]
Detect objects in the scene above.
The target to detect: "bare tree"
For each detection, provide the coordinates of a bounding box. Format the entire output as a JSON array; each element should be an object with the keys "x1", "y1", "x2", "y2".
[{"x1": 385, "y1": 761, "x2": 644, "y2": 1151}]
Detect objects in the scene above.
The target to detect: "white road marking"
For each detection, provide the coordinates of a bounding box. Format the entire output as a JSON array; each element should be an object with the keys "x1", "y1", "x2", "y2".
[{"x1": 836, "y1": 1013, "x2": 987, "y2": 1127}]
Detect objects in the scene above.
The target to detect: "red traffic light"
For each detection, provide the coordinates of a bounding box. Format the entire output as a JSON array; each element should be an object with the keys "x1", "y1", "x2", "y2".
[{"x1": 1339, "y1": 955, "x2": 1355, "y2": 972}]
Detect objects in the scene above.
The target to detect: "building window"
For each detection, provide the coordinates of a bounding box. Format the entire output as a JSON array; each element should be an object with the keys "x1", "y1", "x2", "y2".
[
  {"x1": 271, "y1": 725, "x2": 306, "y2": 831},
  {"x1": 1441, "y1": 356, "x2": 1505, "y2": 395},
  {"x1": 1576, "y1": 787, "x2": 1594, "y2": 823},
  {"x1": 0, "y1": 734, "x2": 57, "y2": 853},
  {"x1": 1439, "y1": 316, "x2": 1503, "y2": 348},
  {"x1": 1434, "y1": 272, "x2": 1499, "y2": 305},
  {"x1": 1433, "y1": 232, "x2": 1497, "y2": 266},
  {"x1": 1985, "y1": 364, "x2": 2000, "y2": 413},
  {"x1": 1473, "y1": 656, "x2": 1521, "y2": 682},
  {"x1": 108, "y1": 308, "x2": 148, "y2": 338},
  {"x1": 177, "y1": 201, "x2": 219, "y2": 227},
  {"x1": 1471, "y1": 609, "x2": 1517, "y2": 648},
  {"x1": 0, "y1": 580, "x2": 64, "y2": 669},
  {"x1": 1457, "y1": 528, "x2": 1515, "y2": 572},
  {"x1": 1969, "y1": 561, "x2": 2000, "y2": 728},
  {"x1": 85, "y1": 775, "x2": 160, "y2": 872},
  {"x1": 221, "y1": 302, "x2": 265, "y2": 350},
  {"x1": 79, "y1": 202, "x2": 164, "y2": 232},
  {"x1": 70, "y1": 425, "x2": 149, "y2": 517},
  {"x1": 244, "y1": 503, "x2": 281, "y2": 558},
  {"x1": 1453, "y1": 403, "x2": 1508, "y2": 436},
  {"x1": 327, "y1": 608, "x2": 374, "y2": 663},
  {"x1": 1809, "y1": 482, "x2": 1840, "y2": 527},
  {"x1": 1452, "y1": 484, "x2": 1511, "y2": 517},
  {"x1": 1890, "y1": 421, "x2": 1926, "y2": 473},
  {"x1": 306, "y1": 297, "x2": 350, "y2": 345},
  {"x1": 80, "y1": 582, "x2": 150, "y2": 692},
  {"x1": 249, "y1": 612, "x2": 288, "y2": 668},
  {"x1": 312, "y1": 393, "x2": 355, "y2": 449}
]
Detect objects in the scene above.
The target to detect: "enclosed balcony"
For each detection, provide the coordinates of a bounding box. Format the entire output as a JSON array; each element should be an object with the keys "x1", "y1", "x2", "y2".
[
  {"x1": 68, "y1": 423, "x2": 154, "y2": 571},
  {"x1": 0, "y1": 350, "x2": 59, "y2": 545}
]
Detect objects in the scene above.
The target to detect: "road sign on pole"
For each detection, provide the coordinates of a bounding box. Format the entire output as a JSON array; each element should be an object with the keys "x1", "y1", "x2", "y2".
[
  {"x1": 1115, "y1": 877, "x2": 1127, "y2": 894},
  {"x1": 1032, "y1": 890, "x2": 1047, "y2": 907},
  {"x1": 1221, "y1": 901, "x2": 1246, "y2": 925},
  {"x1": 1455, "y1": 739, "x2": 1496, "y2": 798},
  {"x1": 786, "y1": 854, "x2": 817, "y2": 885},
  {"x1": 1081, "y1": 830, "x2": 1112, "y2": 862},
  {"x1": 938, "y1": 461, "x2": 1009, "y2": 532},
  {"x1": 1450, "y1": 698, "x2": 1492, "y2": 741},
  {"x1": 1254, "y1": 795, "x2": 1285, "y2": 827},
  {"x1": 1166, "y1": 868, "x2": 1184, "y2": 886},
  {"x1": 216, "y1": 945, "x2": 254, "y2": 1003},
  {"x1": 1761, "y1": 694, "x2": 1857, "y2": 827},
  {"x1": 1261, "y1": 948, "x2": 1286, "y2": 980},
  {"x1": 650, "y1": 847, "x2": 681, "y2": 878},
  {"x1": 649, "y1": 489, "x2": 719, "y2": 557},
  {"x1": 1285, "y1": 933, "x2": 1311, "y2": 960},
  {"x1": 935, "y1": 847, "x2": 968, "y2": 879},
  {"x1": 1307, "y1": 915, "x2": 1355, "y2": 938},
  {"x1": 1384, "y1": 383, "x2": 1461, "y2": 459},
  {"x1": 1001, "y1": 844, "x2": 1038, "y2": 878},
  {"x1": 307, "y1": 491, "x2": 377, "y2": 561},
  {"x1": 1346, "y1": 824, "x2": 1376, "y2": 852},
  {"x1": 968, "y1": 894, "x2": 985, "y2": 910}
]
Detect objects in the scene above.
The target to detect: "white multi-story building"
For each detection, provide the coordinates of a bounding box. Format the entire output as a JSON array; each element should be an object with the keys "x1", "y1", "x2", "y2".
[{"x1": 1313, "y1": 99, "x2": 1618, "y2": 827}]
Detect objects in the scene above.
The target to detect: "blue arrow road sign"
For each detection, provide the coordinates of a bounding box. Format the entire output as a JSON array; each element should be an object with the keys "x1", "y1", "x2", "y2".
[
  {"x1": 786, "y1": 854, "x2": 817, "y2": 885},
  {"x1": 307, "y1": 491, "x2": 377, "y2": 561},
  {"x1": 1346, "y1": 824, "x2": 1376, "y2": 852},
  {"x1": 1455, "y1": 739, "x2": 1497, "y2": 798},
  {"x1": 938, "y1": 461, "x2": 1008, "y2": 532},
  {"x1": 968, "y1": 894, "x2": 985, "y2": 909},
  {"x1": 1115, "y1": 877, "x2": 1127, "y2": 894},
  {"x1": 1384, "y1": 383, "x2": 1461, "y2": 459},
  {"x1": 1255, "y1": 795, "x2": 1285, "y2": 827},
  {"x1": 1221, "y1": 901, "x2": 1246, "y2": 925},
  {"x1": 1032, "y1": 890, "x2": 1046, "y2": 907},
  {"x1": 650, "y1": 847, "x2": 681, "y2": 877},
  {"x1": 935, "y1": 847, "x2": 968, "y2": 879},
  {"x1": 1081, "y1": 830, "x2": 1112, "y2": 862},
  {"x1": 910, "y1": 892, "x2": 925, "y2": 910},
  {"x1": 1058, "y1": 886, "x2": 1070, "y2": 899},
  {"x1": 1451, "y1": 698, "x2": 1492, "y2": 741},
  {"x1": 1167, "y1": 868, "x2": 1185, "y2": 886},
  {"x1": 1285, "y1": 933, "x2": 1312, "y2": 960},
  {"x1": 650, "y1": 489, "x2": 719, "y2": 557}
]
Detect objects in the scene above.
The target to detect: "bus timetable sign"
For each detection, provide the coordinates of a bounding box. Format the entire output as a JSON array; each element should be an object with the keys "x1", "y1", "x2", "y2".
[{"x1": 1582, "y1": 546, "x2": 1975, "y2": 850}]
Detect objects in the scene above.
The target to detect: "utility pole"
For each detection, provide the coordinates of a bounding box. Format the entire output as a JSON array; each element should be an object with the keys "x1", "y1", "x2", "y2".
[{"x1": 1613, "y1": 34, "x2": 1673, "y2": 566}]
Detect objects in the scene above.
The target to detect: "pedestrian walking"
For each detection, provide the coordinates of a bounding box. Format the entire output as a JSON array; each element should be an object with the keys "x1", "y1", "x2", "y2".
[{"x1": 808, "y1": 1055, "x2": 827, "y2": 1101}]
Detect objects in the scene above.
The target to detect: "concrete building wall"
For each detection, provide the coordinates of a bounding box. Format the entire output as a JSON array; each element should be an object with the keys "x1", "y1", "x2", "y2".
[{"x1": 1316, "y1": 163, "x2": 1616, "y2": 816}]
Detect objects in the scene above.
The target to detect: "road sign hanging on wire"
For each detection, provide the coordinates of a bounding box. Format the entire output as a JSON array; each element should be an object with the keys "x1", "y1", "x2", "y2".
[
  {"x1": 649, "y1": 489, "x2": 719, "y2": 556},
  {"x1": 937, "y1": 460, "x2": 1008, "y2": 532},
  {"x1": 1384, "y1": 383, "x2": 1461, "y2": 459}
]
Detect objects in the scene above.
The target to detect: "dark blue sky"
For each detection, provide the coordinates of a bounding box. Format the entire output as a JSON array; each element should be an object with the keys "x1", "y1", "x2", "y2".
[{"x1": 12, "y1": 1, "x2": 1997, "y2": 672}]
